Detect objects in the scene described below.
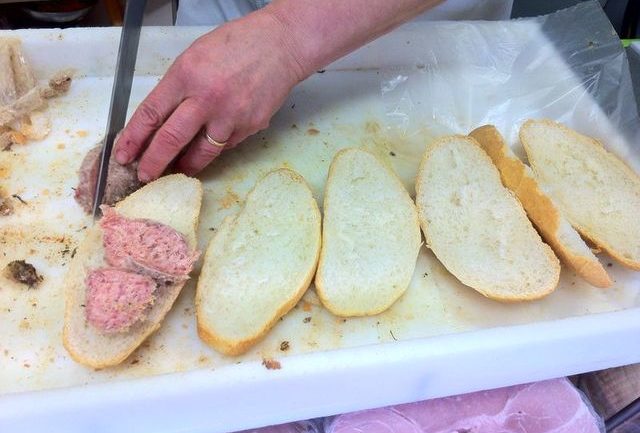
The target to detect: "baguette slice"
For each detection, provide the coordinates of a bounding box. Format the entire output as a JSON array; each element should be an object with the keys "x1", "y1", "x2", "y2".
[
  {"x1": 415, "y1": 135, "x2": 560, "y2": 301},
  {"x1": 63, "y1": 174, "x2": 203, "y2": 368},
  {"x1": 315, "y1": 148, "x2": 421, "y2": 317},
  {"x1": 470, "y1": 125, "x2": 612, "y2": 288},
  {"x1": 196, "y1": 168, "x2": 321, "y2": 355},
  {"x1": 521, "y1": 119, "x2": 640, "y2": 270}
]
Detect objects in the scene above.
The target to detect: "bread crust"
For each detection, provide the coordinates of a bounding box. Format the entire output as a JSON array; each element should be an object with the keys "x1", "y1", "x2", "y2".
[
  {"x1": 314, "y1": 148, "x2": 421, "y2": 317},
  {"x1": 470, "y1": 125, "x2": 612, "y2": 288},
  {"x1": 415, "y1": 135, "x2": 560, "y2": 302},
  {"x1": 521, "y1": 119, "x2": 640, "y2": 271},
  {"x1": 195, "y1": 169, "x2": 321, "y2": 356}
]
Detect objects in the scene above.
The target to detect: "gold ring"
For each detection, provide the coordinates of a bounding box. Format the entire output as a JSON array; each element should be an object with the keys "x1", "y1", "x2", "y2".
[{"x1": 204, "y1": 130, "x2": 227, "y2": 148}]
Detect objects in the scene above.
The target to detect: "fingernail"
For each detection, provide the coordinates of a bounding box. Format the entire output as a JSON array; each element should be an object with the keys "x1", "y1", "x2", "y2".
[
  {"x1": 115, "y1": 149, "x2": 128, "y2": 164},
  {"x1": 138, "y1": 170, "x2": 151, "y2": 183}
]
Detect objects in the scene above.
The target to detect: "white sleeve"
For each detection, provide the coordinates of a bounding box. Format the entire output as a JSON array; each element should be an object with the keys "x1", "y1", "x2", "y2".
[
  {"x1": 176, "y1": 0, "x2": 255, "y2": 26},
  {"x1": 410, "y1": 0, "x2": 514, "y2": 22}
]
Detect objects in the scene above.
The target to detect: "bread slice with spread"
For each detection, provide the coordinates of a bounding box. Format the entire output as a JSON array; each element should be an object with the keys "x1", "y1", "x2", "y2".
[{"x1": 63, "y1": 174, "x2": 202, "y2": 368}]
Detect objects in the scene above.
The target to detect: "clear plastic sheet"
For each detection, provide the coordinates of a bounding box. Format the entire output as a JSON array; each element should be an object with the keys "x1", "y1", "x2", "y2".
[{"x1": 378, "y1": 1, "x2": 639, "y2": 169}]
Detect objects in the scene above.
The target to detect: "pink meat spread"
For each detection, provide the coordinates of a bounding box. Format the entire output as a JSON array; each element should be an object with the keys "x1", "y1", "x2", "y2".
[
  {"x1": 85, "y1": 268, "x2": 156, "y2": 333},
  {"x1": 100, "y1": 206, "x2": 199, "y2": 283},
  {"x1": 85, "y1": 207, "x2": 199, "y2": 333}
]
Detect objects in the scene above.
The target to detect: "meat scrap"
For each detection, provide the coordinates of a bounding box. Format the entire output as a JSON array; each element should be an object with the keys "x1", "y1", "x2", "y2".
[
  {"x1": 262, "y1": 358, "x2": 282, "y2": 370},
  {"x1": 74, "y1": 145, "x2": 142, "y2": 213},
  {"x1": 0, "y1": 128, "x2": 26, "y2": 151},
  {"x1": 4, "y1": 260, "x2": 43, "y2": 287},
  {"x1": 41, "y1": 69, "x2": 73, "y2": 98},
  {"x1": 0, "y1": 37, "x2": 72, "y2": 141},
  {"x1": 0, "y1": 195, "x2": 13, "y2": 215}
]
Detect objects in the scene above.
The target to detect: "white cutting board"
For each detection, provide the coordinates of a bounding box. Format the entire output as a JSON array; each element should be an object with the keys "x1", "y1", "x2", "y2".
[{"x1": 0, "y1": 22, "x2": 639, "y2": 433}]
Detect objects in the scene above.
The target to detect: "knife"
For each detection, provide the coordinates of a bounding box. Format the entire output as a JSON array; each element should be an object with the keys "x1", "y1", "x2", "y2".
[{"x1": 92, "y1": 0, "x2": 148, "y2": 218}]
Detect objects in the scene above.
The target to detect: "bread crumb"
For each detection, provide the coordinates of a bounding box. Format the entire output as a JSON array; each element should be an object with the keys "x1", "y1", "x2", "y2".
[
  {"x1": 365, "y1": 121, "x2": 381, "y2": 134},
  {"x1": 0, "y1": 195, "x2": 13, "y2": 215},
  {"x1": 76, "y1": 130, "x2": 88, "y2": 138},
  {"x1": 262, "y1": 358, "x2": 281, "y2": 370},
  {"x1": 7, "y1": 260, "x2": 43, "y2": 288},
  {"x1": 302, "y1": 301, "x2": 312, "y2": 312},
  {"x1": 306, "y1": 128, "x2": 320, "y2": 136},
  {"x1": 0, "y1": 164, "x2": 10, "y2": 179},
  {"x1": 303, "y1": 316, "x2": 311, "y2": 323},
  {"x1": 279, "y1": 341, "x2": 290, "y2": 351},
  {"x1": 220, "y1": 189, "x2": 240, "y2": 209}
]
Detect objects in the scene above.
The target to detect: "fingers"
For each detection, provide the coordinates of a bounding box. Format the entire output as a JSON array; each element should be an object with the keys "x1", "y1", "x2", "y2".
[
  {"x1": 114, "y1": 74, "x2": 184, "y2": 165},
  {"x1": 174, "y1": 120, "x2": 234, "y2": 176},
  {"x1": 136, "y1": 99, "x2": 207, "y2": 182}
]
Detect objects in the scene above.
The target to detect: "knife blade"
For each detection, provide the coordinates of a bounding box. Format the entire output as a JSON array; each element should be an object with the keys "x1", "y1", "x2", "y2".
[{"x1": 92, "y1": 0, "x2": 148, "y2": 219}]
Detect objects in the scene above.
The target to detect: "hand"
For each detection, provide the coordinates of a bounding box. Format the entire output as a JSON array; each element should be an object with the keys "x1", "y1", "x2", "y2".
[{"x1": 115, "y1": 10, "x2": 307, "y2": 182}]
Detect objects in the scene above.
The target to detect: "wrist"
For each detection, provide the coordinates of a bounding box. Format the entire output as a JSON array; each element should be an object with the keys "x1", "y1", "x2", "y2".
[{"x1": 258, "y1": 5, "x2": 315, "y2": 82}]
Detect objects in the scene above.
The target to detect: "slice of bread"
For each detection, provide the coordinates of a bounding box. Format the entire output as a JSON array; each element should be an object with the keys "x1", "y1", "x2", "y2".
[
  {"x1": 415, "y1": 135, "x2": 560, "y2": 301},
  {"x1": 521, "y1": 119, "x2": 640, "y2": 270},
  {"x1": 196, "y1": 169, "x2": 321, "y2": 356},
  {"x1": 470, "y1": 125, "x2": 612, "y2": 288},
  {"x1": 63, "y1": 174, "x2": 202, "y2": 368},
  {"x1": 315, "y1": 148, "x2": 421, "y2": 317}
]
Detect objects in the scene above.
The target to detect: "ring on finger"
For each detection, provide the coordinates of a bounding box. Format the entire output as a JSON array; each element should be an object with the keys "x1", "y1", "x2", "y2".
[{"x1": 204, "y1": 129, "x2": 227, "y2": 148}]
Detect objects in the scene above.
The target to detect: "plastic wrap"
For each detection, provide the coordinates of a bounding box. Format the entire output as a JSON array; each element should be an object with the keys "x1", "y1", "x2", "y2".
[
  {"x1": 322, "y1": 378, "x2": 604, "y2": 433},
  {"x1": 378, "y1": 1, "x2": 639, "y2": 170},
  {"x1": 237, "y1": 420, "x2": 322, "y2": 433}
]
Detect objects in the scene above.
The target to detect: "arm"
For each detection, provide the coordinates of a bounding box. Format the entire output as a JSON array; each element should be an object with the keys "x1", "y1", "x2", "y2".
[
  {"x1": 264, "y1": 0, "x2": 443, "y2": 78},
  {"x1": 116, "y1": 0, "x2": 443, "y2": 181}
]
